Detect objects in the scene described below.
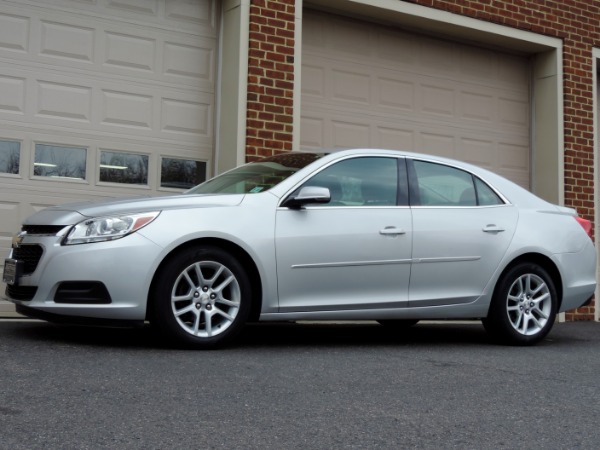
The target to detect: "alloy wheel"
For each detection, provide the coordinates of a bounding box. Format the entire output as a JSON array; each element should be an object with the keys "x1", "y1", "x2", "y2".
[
  {"x1": 506, "y1": 273, "x2": 551, "y2": 336},
  {"x1": 171, "y1": 260, "x2": 241, "y2": 338}
]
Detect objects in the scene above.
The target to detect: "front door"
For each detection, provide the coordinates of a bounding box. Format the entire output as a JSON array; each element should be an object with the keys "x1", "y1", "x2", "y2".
[{"x1": 275, "y1": 156, "x2": 412, "y2": 312}]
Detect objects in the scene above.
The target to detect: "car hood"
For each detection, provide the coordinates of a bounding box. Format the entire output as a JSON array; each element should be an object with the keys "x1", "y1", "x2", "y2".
[{"x1": 23, "y1": 194, "x2": 246, "y2": 226}]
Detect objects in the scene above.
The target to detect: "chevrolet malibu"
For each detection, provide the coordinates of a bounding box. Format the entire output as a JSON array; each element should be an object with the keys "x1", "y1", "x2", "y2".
[{"x1": 3, "y1": 149, "x2": 596, "y2": 348}]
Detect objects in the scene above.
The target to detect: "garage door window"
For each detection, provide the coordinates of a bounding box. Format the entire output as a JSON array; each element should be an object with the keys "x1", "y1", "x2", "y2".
[
  {"x1": 161, "y1": 157, "x2": 207, "y2": 190},
  {"x1": 100, "y1": 150, "x2": 149, "y2": 185},
  {"x1": 0, "y1": 140, "x2": 20, "y2": 175},
  {"x1": 34, "y1": 144, "x2": 87, "y2": 180}
]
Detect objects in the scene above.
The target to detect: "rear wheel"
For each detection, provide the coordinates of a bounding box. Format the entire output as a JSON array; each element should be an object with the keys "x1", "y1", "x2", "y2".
[
  {"x1": 483, "y1": 262, "x2": 557, "y2": 345},
  {"x1": 150, "y1": 246, "x2": 251, "y2": 349}
]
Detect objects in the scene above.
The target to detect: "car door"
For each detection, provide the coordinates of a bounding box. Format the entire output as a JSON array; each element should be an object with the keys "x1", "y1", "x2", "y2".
[
  {"x1": 275, "y1": 156, "x2": 412, "y2": 313},
  {"x1": 407, "y1": 158, "x2": 518, "y2": 306}
]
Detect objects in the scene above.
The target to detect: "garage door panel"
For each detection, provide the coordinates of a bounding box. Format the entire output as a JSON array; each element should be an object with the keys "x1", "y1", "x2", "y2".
[
  {"x1": 460, "y1": 137, "x2": 496, "y2": 167},
  {"x1": 459, "y1": 46, "x2": 496, "y2": 79},
  {"x1": 0, "y1": 2, "x2": 216, "y2": 91},
  {"x1": 376, "y1": 127, "x2": 415, "y2": 151},
  {"x1": 104, "y1": 32, "x2": 157, "y2": 72},
  {"x1": 419, "y1": 133, "x2": 455, "y2": 159},
  {"x1": 378, "y1": 78, "x2": 415, "y2": 111},
  {"x1": 0, "y1": 67, "x2": 213, "y2": 144},
  {"x1": 1, "y1": 0, "x2": 217, "y2": 314},
  {"x1": 163, "y1": 39, "x2": 215, "y2": 83},
  {"x1": 332, "y1": 120, "x2": 370, "y2": 148},
  {"x1": 376, "y1": 29, "x2": 417, "y2": 66},
  {"x1": 303, "y1": 54, "x2": 529, "y2": 136},
  {"x1": 0, "y1": 12, "x2": 29, "y2": 53},
  {"x1": 332, "y1": 69, "x2": 371, "y2": 104},
  {"x1": 14, "y1": 0, "x2": 217, "y2": 36},
  {"x1": 459, "y1": 90, "x2": 495, "y2": 122},
  {"x1": 40, "y1": 20, "x2": 95, "y2": 63},
  {"x1": 302, "y1": 9, "x2": 530, "y2": 188},
  {"x1": 421, "y1": 84, "x2": 455, "y2": 117},
  {"x1": 0, "y1": 74, "x2": 25, "y2": 114},
  {"x1": 161, "y1": 97, "x2": 213, "y2": 137},
  {"x1": 498, "y1": 96, "x2": 529, "y2": 128},
  {"x1": 38, "y1": 80, "x2": 92, "y2": 123}
]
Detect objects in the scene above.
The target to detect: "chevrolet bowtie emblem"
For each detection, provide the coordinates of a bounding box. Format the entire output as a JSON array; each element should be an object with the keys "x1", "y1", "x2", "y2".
[{"x1": 12, "y1": 232, "x2": 26, "y2": 248}]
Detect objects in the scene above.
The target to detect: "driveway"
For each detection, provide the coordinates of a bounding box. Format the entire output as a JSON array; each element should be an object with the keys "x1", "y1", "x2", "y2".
[{"x1": 0, "y1": 320, "x2": 598, "y2": 449}]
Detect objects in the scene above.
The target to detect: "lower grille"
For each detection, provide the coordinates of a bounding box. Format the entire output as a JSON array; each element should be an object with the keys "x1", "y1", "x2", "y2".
[
  {"x1": 12, "y1": 245, "x2": 43, "y2": 274},
  {"x1": 54, "y1": 281, "x2": 112, "y2": 304},
  {"x1": 6, "y1": 285, "x2": 38, "y2": 301}
]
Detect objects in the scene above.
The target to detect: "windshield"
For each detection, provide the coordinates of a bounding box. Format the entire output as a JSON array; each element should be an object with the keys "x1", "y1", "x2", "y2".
[{"x1": 185, "y1": 152, "x2": 323, "y2": 195}]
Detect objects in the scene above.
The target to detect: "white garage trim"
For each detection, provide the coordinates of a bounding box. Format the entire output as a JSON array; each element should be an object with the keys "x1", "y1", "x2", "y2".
[
  {"x1": 295, "y1": 0, "x2": 563, "y2": 204},
  {"x1": 592, "y1": 46, "x2": 600, "y2": 323},
  {"x1": 218, "y1": 0, "x2": 250, "y2": 172}
]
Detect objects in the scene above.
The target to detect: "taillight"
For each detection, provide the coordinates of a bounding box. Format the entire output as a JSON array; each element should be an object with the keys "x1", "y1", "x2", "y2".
[{"x1": 575, "y1": 216, "x2": 593, "y2": 239}]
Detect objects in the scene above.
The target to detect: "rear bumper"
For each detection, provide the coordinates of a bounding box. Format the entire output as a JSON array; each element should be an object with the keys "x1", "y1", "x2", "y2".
[{"x1": 555, "y1": 242, "x2": 597, "y2": 312}]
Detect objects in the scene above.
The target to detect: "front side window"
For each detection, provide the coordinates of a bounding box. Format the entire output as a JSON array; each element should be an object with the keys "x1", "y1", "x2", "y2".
[
  {"x1": 0, "y1": 140, "x2": 20, "y2": 175},
  {"x1": 299, "y1": 157, "x2": 399, "y2": 207},
  {"x1": 412, "y1": 160, "x2": 503, "y2": 206},
  {"x1": 34, "y1": 144, "x2": 87, "y2": 180}
]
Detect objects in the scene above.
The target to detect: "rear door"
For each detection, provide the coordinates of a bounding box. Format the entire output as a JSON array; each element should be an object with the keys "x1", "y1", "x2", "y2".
[{"x1": 407, "y1": 159, "x2": 518, "y2": 306}]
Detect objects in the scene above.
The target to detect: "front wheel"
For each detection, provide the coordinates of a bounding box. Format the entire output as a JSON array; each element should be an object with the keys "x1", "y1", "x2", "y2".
[
  {"x1": 150, "y1": 246, "x2": 251, "y2": 349},
  {"x1": 483, "y1": 262, "x2": 557, "y2": 346}
]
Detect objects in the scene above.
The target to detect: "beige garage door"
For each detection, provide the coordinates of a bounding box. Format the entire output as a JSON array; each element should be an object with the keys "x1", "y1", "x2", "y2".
[
  {"x1": 301, "y1": 10, "x2": 530, "y2": 187},
  {"x1": 0, "y1": 0, "x2": 218, "y2": 314}
]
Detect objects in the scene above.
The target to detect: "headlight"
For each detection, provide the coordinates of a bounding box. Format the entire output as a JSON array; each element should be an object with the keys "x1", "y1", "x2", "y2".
[{"x1": 63, "y1": 211, "x2": 160, "y2": 245}]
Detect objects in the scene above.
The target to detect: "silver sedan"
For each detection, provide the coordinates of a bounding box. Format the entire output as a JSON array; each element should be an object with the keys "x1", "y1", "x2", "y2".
[{"x1": 3, "y1": 149, "x2": 596, "y2": 348}]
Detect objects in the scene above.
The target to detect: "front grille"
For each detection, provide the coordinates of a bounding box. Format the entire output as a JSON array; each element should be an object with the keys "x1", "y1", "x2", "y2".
[
  {"x1": 12, "y1": 245, "x2": 43, "y2": 274},
  {"x1": 5, "y1": 285, "x2": 37, "y2": 301},
  {"x1": 21, "y1": 225, "x2": 66, "y2": 235}
]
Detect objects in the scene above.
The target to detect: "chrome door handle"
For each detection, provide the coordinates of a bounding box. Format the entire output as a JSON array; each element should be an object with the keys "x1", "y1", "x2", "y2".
[
  {"x1": 483, "y1": 224, "x2": 505, "y2": 233},
  {"x1": 379, "y1": 227, "x2": 406, "y2": 236}
]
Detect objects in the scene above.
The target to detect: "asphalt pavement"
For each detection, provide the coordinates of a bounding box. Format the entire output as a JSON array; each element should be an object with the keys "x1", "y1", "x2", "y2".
[{"x1": 0, "y1": 319, "x2": 599, "y2": 449}]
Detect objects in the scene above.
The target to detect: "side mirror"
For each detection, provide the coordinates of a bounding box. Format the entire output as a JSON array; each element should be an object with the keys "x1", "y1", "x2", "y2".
[{"x1": 282, "y1": 186, "x2": 331, "y2": 209}]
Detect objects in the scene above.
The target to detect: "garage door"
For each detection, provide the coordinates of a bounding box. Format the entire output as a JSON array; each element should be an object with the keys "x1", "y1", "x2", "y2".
[
  {"x1": 0, "y1": 0, "x2": 218, "y2": 314},
  {"x1": 301, "y1": 10, "x2": 530, "y2": 188}
]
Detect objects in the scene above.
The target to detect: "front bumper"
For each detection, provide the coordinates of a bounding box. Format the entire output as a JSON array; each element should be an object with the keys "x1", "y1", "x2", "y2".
[{"x1": 3, "y1": 231, "x2": 164, "y2": 321}]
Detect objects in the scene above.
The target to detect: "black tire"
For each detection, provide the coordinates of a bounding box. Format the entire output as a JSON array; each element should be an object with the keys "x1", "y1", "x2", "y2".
[
  {"x1": 150, "y1": 245, "x2": 251, "y2": 349},
  {"x1": 483, "y1": 262, "x2": 557, "y2": 346},
  {"x1": 377, "y1": 319, "x2": 419, "y2": 328}
]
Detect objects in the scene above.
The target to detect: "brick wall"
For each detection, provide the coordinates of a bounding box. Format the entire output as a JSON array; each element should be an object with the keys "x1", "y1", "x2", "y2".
[
  {"x1": 245, "y1": 0, "x2": 598, "y2": 319},
  {"x1": 247, "y1": 0, "x2": 296, "y2": 162}
]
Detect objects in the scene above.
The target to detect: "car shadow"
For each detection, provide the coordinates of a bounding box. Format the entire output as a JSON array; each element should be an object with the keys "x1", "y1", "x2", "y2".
[{"x1": 3, "y1": 319, "x2": 499, "y2": 350}]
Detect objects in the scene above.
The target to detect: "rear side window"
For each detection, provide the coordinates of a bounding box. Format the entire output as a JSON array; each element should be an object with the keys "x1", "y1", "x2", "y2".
[
  {"x1": 411, "y1": 160, "x2": 503, "y2": 207},
  {"x1": 475, "y1": 177, "x2": 503, "y2": 206}
]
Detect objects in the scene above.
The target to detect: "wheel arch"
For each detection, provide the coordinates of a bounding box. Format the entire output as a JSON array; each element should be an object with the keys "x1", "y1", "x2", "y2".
[
  {"x1": 146, "y1": 237, "x2": 263, "y2": 322},
  {"x1": 492, "y1": 252, "x2": 563, "y2": 311}
]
